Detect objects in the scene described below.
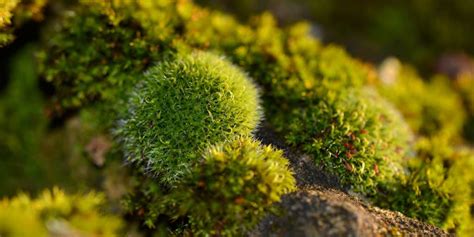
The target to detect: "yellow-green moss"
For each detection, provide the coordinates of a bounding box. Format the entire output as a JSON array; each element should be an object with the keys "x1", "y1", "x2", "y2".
[
  {"x1": 0, "y1": 188, "x2": 123, "y2": 237},
  {"x1": 0, "y1": 0, "x2": 46, "y2": 46},
  {"x1": 124, "y1": 137, "x2": 296, "y2": 236},
  {"x1": 34, "y1": 1, "x2": 474, "y2": 235},
  {"x1": 377, "y1": 58, "x2": 466, "y2": 141}
]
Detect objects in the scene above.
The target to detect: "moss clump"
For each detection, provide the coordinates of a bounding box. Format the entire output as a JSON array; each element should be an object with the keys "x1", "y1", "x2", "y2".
[
  {"x1": 116, "y1": 52, "x2": 261, "y2": 185},
  {"x1": 377, "y1": 58, "x2": 466, "y2": 141},
  {"x1": 0, "y1": 188, "x2": 123, "y2": 237},
  {"x1": 275, "y1": 86, "x2": 412, "y2": 195},
  {"x1": 125, "y1": 137, "x2": 296, "y2": 236}
]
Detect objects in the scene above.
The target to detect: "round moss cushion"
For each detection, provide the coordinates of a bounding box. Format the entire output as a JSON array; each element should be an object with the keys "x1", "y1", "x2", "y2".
[{"x1": 117, "y1": 51, "x2": 261, "y2": 184}]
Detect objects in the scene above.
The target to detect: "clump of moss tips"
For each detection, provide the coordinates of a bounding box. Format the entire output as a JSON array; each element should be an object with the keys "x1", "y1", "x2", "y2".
[
  {"x1": 124, "y1": 137, "x2": 296, "y2": 236},
  {"x1": 0, "y1": 188, "x2": 123, "y2": 237},
  {"x1": 116, "y1": 51, "x2": 261, "y2": 185}
]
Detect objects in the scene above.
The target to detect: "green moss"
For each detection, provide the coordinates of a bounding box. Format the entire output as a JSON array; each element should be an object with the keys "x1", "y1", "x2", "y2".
[
  {"x1": 236, "y1": 0, "x2": 474, "y2": 71},
  {"x1": 0, "y1": 0, "x2": 46, "y2": 47},
  {"x1": 116, "y1": 52, "x2": 261, "y2": 185},
  {"x1": 376, "y1": 137, "x2": 474, "y2": 235},
  {"x1": 274, "y1": 86, "x2": 412, "y2": 195},
  {"x1": 38, "y1": 2, "x2": 370, "y2": 115},
  {"x1": 125, "y1": 137, "x2": 296, "y2": 236},
  {"x1": 34, "y1": 1, "x2": 474, "y2": 235},
  {"x1": 37, "y1": 7, "x2": 163, "y2": 110},
  {"x1": 377, "y1": 58, "x2": 466, "y2": 141},
  {"x1": 0, "y1": 188, "x2": 123, "y2": 237}
]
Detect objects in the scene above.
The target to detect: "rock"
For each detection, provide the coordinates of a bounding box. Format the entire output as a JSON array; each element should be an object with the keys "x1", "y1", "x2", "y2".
[{"x1": 251, "y1": 186, "x2": 448, "y2": 237}]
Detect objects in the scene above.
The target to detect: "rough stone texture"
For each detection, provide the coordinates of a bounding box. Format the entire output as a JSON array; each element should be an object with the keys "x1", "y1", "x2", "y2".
[
  {"x1": 251, "y1": 187, "x2": 448, "y2": 237},
  {"x1": 252, "y1": 124, "x2": 449, "y2": 236}
]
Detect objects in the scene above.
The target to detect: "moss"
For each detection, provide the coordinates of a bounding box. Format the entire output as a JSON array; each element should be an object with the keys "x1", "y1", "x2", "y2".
[
  {"x1": 0, "y1": 0, "x2": 21, "y2": 46},
  {"x1": 377, "y1": 58, "x2": 466, "y2": 141},
  {"x1": 0, "y1": 188, "x2": 123, "y2": 237},
  {"x1": 124, "y1": 137, "x2": 296, "y2": 236},
  {"x1": 37, "y1": 6, "x2": 164, "y2": 110},
  {"x1": 0, "y1": 0, "x2": 46, "y2": 47},
  {"x1": 33, "y1": 0, "x2": 474, "y2": 235},
  {"x1": 116, "y1": 52, "x2": 261, "y2": 185},
  {"x1": 274, "y1": 86, "x2": 412, "y2": 195},
  {"x1": 38, "y1": 1, "x2": 370, "y2": 115},
  {"x1": 376, "y1": 137, "x2": 474, "y2": 235}
]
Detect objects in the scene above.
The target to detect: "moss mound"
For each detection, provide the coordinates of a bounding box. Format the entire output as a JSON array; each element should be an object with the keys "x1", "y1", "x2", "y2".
[
  {"x1": 275, "y1": 86, "x2": 412, "y2": 194},
  {"x1": 141, "y1": 137, "x2": 296, "y2": 235},
  {"x1": 116, "y1": 52, "x2": 261, "y2": 185}
]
